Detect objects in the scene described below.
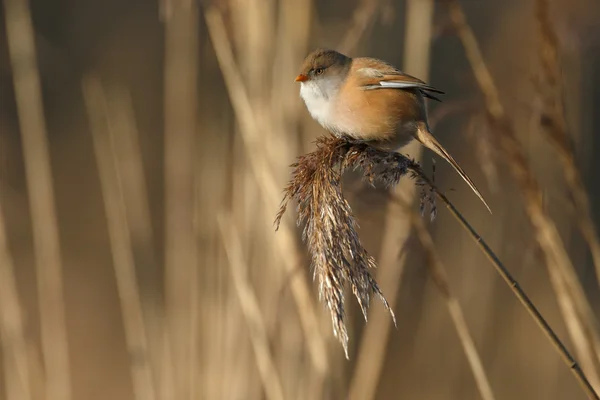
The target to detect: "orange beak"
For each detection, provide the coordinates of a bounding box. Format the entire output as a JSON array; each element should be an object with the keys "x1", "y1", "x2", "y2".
[{"x1": 295, "y1": 74, "x2": 308, "y2": 82}]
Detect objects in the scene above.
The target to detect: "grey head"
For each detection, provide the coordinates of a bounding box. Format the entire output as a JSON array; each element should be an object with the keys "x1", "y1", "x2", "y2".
[{"x1": 295, "y1": 49, "x2": 353, "y2": 130}]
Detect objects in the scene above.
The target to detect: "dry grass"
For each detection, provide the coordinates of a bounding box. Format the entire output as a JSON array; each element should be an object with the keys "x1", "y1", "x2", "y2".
[
  {"x1": 3, "y1": 0, "x2": 71, "y2": 398},
  {"x1": 337, "y1": 0, "x2": 380, "y2": 54},
  {"x1": 0, "y1": 196, "x2": 34, "y2": 400},
  {"x1": 416, "y1": 170, "x2": 599, "y2": 399},
  {"x1": 163, "y1": 1, "x2": 200, "y2": 399},
  {"x1": 218, "y1": 212, "x2": 285, "y2": 400},
  {"x1": 83, "y1": 76, "x2": 157, "y2": 400},
  {"x1": 344, "y1": 183, "x2": 496, "y2": 400},
  {"x1": 443, "y1": 0, "x2": 600, "y2": 397},
  {"x1": 403, "y1": 195, "x2": 495, "y2": 400},
  {"x1": 534, "y1": 0, "x2": 600, "y2": 291}
]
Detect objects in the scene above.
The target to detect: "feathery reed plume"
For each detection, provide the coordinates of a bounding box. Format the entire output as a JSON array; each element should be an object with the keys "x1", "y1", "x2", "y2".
[{"x1": 276, "y1": 136, "x2": 438, "y2": 356}]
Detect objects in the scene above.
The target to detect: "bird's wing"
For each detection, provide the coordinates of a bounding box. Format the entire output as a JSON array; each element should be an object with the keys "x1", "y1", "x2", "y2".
[{"x1": 354, "y1": 58, "x2": 444, "y2": 101}]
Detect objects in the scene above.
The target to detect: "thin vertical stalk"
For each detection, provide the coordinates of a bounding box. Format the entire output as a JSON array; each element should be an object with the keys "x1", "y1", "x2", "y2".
[
  {"x1": 163, "y1": 1, "x2": 200, "y2": 399},
  {"x1": 3, "y1": 0, "x2": 72, "y2": 399},
  {"x1": 269, "y1": 0, "x2": 323, "y2": 396},
  {"x1": 105, "y1": 85, "x2": 163, "y2": 310},
  {"x1": 218, "y1": 213, "x2": 285, "y2": 400},
  {"x1": 0, "y1": 202, "x2": 33, "y2": 400},
  {"x1": 337, "y1": 0, "x2": 380, "y2": 54},
  {"x1": 397, "y1": 194, "x2": 496, "y2": 400},
  {"x1": 83, "y1": 76, "x2": 157, "y2": 400},
  {"x1": 101, "y1": 83, "x2": 165, "y2": 396},
  {"x1": 348, "y1": 2, "x2": 434, "y2": 399}
]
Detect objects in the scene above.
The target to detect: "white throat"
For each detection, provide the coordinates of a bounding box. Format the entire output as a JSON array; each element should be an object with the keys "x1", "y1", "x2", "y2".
[{"x1": 299, "y1": 79, "x2": 341, "y2": 133}]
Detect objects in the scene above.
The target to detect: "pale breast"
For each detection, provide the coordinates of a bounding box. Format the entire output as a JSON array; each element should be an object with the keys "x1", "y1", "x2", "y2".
[{"x1": 299, "y1": 81, "x2": 333, "y2": 129}]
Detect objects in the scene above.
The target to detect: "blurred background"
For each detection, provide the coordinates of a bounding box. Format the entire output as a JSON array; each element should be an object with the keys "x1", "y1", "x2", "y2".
[{"x1": 1, "y1": 0, "x2": 600, "y2": 399}]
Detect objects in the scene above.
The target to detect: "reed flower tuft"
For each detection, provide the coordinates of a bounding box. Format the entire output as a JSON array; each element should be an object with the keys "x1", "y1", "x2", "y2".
[{"x1": 275, "y1": 135, "x2": 434, "y2": 357}]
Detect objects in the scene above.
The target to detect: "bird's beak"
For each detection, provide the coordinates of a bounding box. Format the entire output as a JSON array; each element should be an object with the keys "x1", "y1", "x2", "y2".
[{"x1": 295, "y1": 74, "x2": 308, "y2": 82}]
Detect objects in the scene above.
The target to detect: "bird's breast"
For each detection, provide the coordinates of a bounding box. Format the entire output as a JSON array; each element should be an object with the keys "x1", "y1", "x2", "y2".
[{"x1": 299, "y1": 82, "x2": 336, "y2": 130}]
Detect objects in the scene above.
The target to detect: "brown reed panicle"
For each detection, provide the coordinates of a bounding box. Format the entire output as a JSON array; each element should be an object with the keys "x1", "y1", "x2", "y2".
[{"x1": 275, "y1": 135, "x2": 435, "y2": 357}]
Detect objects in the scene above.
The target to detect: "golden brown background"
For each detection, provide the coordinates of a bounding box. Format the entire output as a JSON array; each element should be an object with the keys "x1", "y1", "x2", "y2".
[{"x1": 1, "y1": 0, "x2": 600, "y2": 399}]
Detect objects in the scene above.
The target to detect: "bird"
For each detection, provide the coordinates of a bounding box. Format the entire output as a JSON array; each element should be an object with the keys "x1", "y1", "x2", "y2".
[{"x1": 295, "y1": 48, "x2": 491, "y2": 212}]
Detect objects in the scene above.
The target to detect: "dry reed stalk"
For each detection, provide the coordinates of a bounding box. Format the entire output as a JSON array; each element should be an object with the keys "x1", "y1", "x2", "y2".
[
  {"x1": 267, "y1": 1, "x2": 327, "y2": 396},
  {"x1": 82, "y1": 77, "x2": 157, "y2": 400},
  {"x1": 100, "y1": 83, "x2": 165, "y2": 394},
  {"x1": 82, "y1": 76, "x2": 157, "y2": 400},
  {"x1": 534, "y1": 0, "x2": 600, "y2": 291},
  {"x1": 193, "y1": 122, "x2": 234, "y2": 396},
  {"x1": 337, "y1": 0, "x2": 379, "y2": 54},
  {"x1": 3, "y1": 0, "x2": 72, "y2": 399},
  {"x1": 442, "y1": 5, "x2": 600, "y2": 398},
  {"x1": 348, "y1": 1, "x2": 434, "y2": 399},
  {"x1": 415, "y1": 170, "x2": 599, "y2": 400},
  {"x1": 344, "y1": 182, "x2": 496, "y2": 399},
  {"x1": 229, "y1": 0, "x2": 275, "y2": 278},
  {"x1": 103, "y1": 86, "x2": 163, "y2": 306},
  {"x1": 397, "y1": 195, "x2": 496, "y2": 400},
  {"x1": 205, "y1": 6, "x2": 329, "y2": 374},
  {"x1": 0, "y1": 200, "x2": 33, "y2": 400},
  {"x1": 218, "y1": 213, "x2": 286, "y2": 400},
  {"x1": 163, "y1": 1, "x2": 200, "y2": 399},
  {"x1": 98, "y1": 83, "x2": 174, "y2": 400},
  {"x1": 229, "y1": 0, "x2": 275, "y2": 99},
  {"x1": 270, "y1": 0, "x2": 312, "y2": 154}
]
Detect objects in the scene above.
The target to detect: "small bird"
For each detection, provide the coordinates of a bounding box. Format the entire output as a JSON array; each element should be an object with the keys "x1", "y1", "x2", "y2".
[{"x1": 295, "y1": 48, "x2": 491, "y2": 212}]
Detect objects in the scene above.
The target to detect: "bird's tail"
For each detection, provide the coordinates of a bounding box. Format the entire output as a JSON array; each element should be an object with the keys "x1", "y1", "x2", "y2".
[{"x1": 416, "y1": 126, "x2": 491, "y2": 213}]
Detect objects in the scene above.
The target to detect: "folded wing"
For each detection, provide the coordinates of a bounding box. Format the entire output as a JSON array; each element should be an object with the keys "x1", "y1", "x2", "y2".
[{"x1": 354, "y1": 58, "x2": 444, "y2": 101}]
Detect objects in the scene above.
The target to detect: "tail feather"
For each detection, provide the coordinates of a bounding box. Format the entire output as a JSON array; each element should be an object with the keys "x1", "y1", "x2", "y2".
[{"x1": 415, "y1": 127, "x2": 491, "y2": 213}]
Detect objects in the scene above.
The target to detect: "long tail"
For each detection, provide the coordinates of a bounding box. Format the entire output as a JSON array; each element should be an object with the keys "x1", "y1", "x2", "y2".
[{"x1": 416, "y1": 126, "x2": 492, "y2": 213}]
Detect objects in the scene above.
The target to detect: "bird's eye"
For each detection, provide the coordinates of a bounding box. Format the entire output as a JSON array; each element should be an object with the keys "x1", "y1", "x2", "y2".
[{"x1": 315, "y1": 67, "x2": 324, "y2": 75}]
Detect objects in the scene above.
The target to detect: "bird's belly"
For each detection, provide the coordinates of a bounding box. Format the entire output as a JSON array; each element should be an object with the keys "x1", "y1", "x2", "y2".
[
  {"x1": 331, "y1": 88, "x2": 424, "y2": 150},
  {"x1": 361, "y1": 121, "x2": 418, "y2": 151},
  {"x1": 332, "y1": 106, "x2": 418, "y2": 151}
]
